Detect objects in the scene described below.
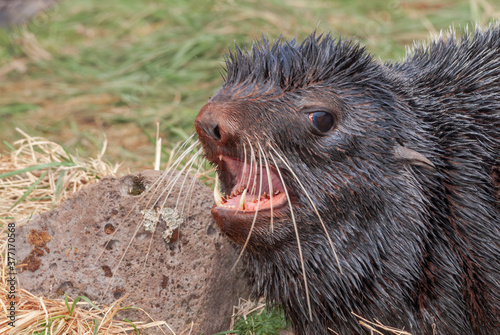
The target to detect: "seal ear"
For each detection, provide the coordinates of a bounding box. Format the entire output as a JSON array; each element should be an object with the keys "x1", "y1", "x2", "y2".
[{"x1": 394, "y1": 144, "x2": 436, "y2": 172}]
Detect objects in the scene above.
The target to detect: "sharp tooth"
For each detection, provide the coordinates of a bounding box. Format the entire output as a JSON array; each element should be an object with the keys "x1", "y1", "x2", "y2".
[
  {"x1": 214, "y1": 173, "x2": 223, "y2": 206},
  {"x1": 219, "y1": 154, "x2": 223, "y2": 161},
  {"x1": 238, "y1": 188, "x2": 248, "y2": 210}
]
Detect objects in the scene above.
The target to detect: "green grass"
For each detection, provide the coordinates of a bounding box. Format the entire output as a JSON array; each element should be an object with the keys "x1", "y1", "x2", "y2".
[
  {"x1": 216, "y1": 305, "x2": 290, "y2": 335},
  {"x1": 1, "y1": 0, "x2": 498, "y2": 169}
]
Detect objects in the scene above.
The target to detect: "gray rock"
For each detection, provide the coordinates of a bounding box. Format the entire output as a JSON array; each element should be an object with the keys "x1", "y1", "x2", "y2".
[{"x1": 16, "y1": 169, "x2": 249, "y2": 334}]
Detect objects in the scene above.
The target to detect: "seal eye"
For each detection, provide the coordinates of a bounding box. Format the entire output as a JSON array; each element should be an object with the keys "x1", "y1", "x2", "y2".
[{"x1": 308, "y1": 111, "x2": 335, "y2": 133}]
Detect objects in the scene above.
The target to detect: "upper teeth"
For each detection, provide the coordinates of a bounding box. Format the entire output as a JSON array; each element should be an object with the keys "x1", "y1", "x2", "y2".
[
  {"x1": 238, "y1": 188, "x2": 247, "y2": 210},
  {"x1": 213, "y1": 169, "x2": 284, "y2": 210}
]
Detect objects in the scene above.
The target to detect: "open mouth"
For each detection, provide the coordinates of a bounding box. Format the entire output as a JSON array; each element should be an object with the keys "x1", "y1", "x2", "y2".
[{"x1": 213, "y1": 156, "x2": 288, "y2": 214}]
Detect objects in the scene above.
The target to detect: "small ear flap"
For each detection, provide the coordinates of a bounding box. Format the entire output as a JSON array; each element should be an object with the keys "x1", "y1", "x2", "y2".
[{"x1": 394, "y1": 144, "x2": 436, "y2": 172}]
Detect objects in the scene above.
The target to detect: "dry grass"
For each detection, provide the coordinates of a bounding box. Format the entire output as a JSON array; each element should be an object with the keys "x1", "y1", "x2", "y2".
[
  {"x1": 352, "y1": 312, "x2": 414, "y2": 335},
  {"x1": 0, "y1": 130, "x2": 171, "y2": 335},
  {"x1": 0, "y1": 287, "x2": 168, "y2": 334},
  {"x1": 228, "y1": 298, "x2": 267, "y2": 330},
  {"x1": 0, "y1": 128, "x2": 120, "y2": 220}
]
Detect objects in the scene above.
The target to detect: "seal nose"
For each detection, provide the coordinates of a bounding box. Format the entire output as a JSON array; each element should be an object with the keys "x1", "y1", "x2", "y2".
[{"x1": 195, "y1": 103, "x2": 224, "y2": 142}]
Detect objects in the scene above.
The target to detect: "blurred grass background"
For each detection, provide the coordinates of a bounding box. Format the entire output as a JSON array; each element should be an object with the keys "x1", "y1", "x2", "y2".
[{"x1": 1, "y1": 0, "x2": 499, "y2": 171}]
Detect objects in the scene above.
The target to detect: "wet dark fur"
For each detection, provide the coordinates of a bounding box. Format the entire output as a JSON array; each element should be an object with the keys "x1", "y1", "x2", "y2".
[{"x1": 196, "y1": 26, "x2": 500, "y2": 334}]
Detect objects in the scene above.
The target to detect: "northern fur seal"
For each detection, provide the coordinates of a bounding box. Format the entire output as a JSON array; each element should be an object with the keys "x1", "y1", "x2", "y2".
[{"x1": 195, "y1": 26, "x2": 500, "y2": 334}]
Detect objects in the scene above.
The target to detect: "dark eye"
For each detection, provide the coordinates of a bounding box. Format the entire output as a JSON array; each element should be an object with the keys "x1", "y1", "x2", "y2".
[{"x1": 308, "y1": 111, "x2": 335, "y2": 133}]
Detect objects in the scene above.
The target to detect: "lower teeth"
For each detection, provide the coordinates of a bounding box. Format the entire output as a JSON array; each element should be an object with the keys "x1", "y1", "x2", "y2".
[{"x1": 214, "y1": 173, "x2": 223, "y2": 206}]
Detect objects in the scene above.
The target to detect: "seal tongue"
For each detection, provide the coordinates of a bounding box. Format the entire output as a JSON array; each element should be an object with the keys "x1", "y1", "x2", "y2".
[{"x1": 215, "y1": 156, "x2": 286, "y2": 212}]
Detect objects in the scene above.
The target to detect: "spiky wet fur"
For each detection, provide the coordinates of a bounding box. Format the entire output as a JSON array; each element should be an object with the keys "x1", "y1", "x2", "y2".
[{"x1": 199, "y1": 25, "x2": 500, "y2": 334}]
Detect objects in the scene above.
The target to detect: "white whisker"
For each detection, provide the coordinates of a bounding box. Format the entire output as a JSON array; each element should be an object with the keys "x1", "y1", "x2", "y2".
[
  {"x1": 114, "y1": 148, "x2": 203, "y2": 277},
  {"x1": 165, "y1": 133, "x2": 198, "y2": 170},
  {"x1": 268, "y1": 143, "x2": 342, "y2": 273},
  {"x1": 155, "y1": 148, "x2": 204, "y2": 212},
  {"x1": 269, "y1": 152, "x2": 313, "y2": 321},
  {"x1": 178, "y1": 156, "x2": 205, "y2": 214},
  {"x1": 95, "y1": 137, "x2": 197, "y2": 264},
  {"x1": 245, "y1": 138, "x2": 255, "y2": 195},
  {"x1": 143, "y1": 149, "x2": 202, "y2": 264},
  {"x1": 231, "y1": 145, "x2": 264, "y2": 271},
  {"x1": 258, "y1": 142, "x2": 274, "y2": 232},
  {"x1": 178, "y1": 157, "x2": 205, "y2": 227},
  {"x1": 100, "y1": 137, "x2": 201, "y2": 288},
  {"x1": 140, "y1": 137, "x2": 201, "y2": 212},
  {"x1": 242, "y1": 141, "x2": 248, "y2": 186}
]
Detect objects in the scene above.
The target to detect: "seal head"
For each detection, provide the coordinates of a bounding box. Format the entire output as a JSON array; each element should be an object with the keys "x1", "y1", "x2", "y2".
[{"x1": 195, "y1": 31, "x2": 500, "y2": 334}]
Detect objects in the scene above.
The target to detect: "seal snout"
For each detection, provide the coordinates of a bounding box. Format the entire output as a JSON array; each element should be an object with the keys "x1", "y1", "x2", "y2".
[
  {"x1": 195, "y1": 102, "x2": 233, "y2": 144},
  {"x1": 196, "y1": 107, "x2": 221, "y2": 141}
]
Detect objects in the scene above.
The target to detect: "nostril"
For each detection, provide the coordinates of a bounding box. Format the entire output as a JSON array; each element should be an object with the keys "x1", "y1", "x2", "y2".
[
  {"x1": 200, "y1": 120, "x2": 221, "y2": 141},
  {"x1": 212, "y1": 124, "x2": 221, "y2": 140},
  {"x1": 195, "y1": 104, "x2": 224, "y2": 142}
]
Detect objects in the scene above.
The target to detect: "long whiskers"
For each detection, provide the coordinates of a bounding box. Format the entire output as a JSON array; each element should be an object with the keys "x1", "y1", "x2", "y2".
[
  {"x1": 259, "y1": 142, "x2": 274, "y2": 233},
  {"x1": 142, "y1": 148, "x2": 204, "y2": 264},
  {"x1": 114, "y1": 147, "x2": 203, "y2": 279},
  {"x1": 245, "y1": 138, "x2": 255, "y2": 195},
  {"x1": 177, "y1": 155, "x2": 205, "y2": 215},
  {"x1": 268, "y1": 143, "x2": 342, "y2": 273},
  {"x1": 97, "y1": 137, "x2": 200, "y2": 263},
  {"x1": 141, "y1": 139, "x2": 202, "y2": 216},
  {"x1": 165, "y1": 133, "x2": 199, "y2": 170},
  {"x1": 152, "y1": 148, "x2": 204, "y2": 219},
  {"x1": 269, "y1": 151, "x2": 313, "y2": 321},
  {"x1": 99, "y1": 135, "x2": 201, "y2": 289},
  {"x1": 231, "y1": 141, "x2": 263, "y2": 271},
  {"x1": 242, "y1": 142, "x2": 248, "y2": 185}
]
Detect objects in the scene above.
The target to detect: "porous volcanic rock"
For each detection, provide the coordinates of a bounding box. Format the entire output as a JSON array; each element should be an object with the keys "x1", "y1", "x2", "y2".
[{"x1": 16, "y1": 170, "x2": 249, "y2": 334}]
